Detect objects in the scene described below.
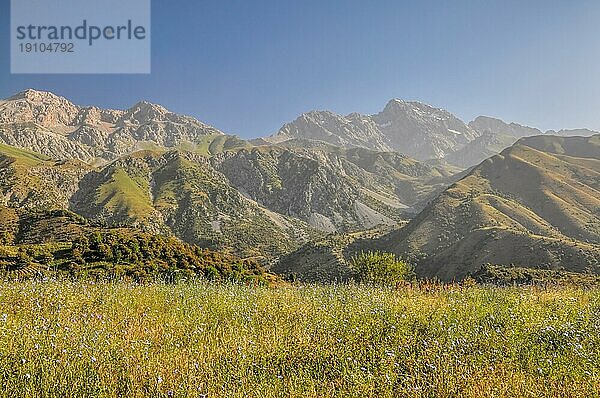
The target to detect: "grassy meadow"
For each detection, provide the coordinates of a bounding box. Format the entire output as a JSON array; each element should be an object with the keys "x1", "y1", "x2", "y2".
[{"x1": 0, "y1": 281, "x2": 598, "y2": 397}]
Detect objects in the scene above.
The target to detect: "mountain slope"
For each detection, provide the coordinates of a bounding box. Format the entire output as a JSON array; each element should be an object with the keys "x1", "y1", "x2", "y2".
[
  {"x1": 213, "y1": 141, "x2": 458, "y2": 231},
  {"x1": 0, "y1": 133, "x2": 459, "y2": 261},
  {"x1": 267, "y1": 105, "x2": 587, "y2": 169},
  {"x1": 468, "y1": 116, "x2": 543, "y2": 138},
  {"x1": 0, "y1": 143, "x2": 91, "y2": 210},
  {"x1": 272, "y1": 111, "x2": 392, "y2": 152},
  {"x1": 377, "y1": 134, "x2": 600, "y2": 280},
  {"x1": 69, "y1": 150, "x2": 315, "y2": 259},
  {"x1": 372, "y1": 99, "x2": 480, "y2": 160},
  {"x1": 441, "y1": 132, "x2": 518, "y2": 169}
]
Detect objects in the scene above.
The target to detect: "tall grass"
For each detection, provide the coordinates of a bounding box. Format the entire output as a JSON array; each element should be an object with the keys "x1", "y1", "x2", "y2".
[{"x1": 0, "y1": 281, "x2": 598, "y2": 397}]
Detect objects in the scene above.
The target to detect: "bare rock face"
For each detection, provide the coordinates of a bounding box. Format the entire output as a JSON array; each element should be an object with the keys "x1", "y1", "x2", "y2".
[
  {"x1": 213, "y1": 147, "x2": 373, "y2": 232},
  {"x1": 372, "y1": 99, "x2": 480, "y2": 160},
  {"x1": 273, "y1": 111, "x2": 393, "y2": 152},
  {"x1": 73, "y1": 106, "x2": 123, "y2": 126},
  {"x1": 0, "y1": 90, "x2": 225, "y2": 163},
  {"x1": 114, "y1": 103, "x2": 220, "y2": 148},
  {"x1": 268, "y1": 101, "x2": 598, "y2": 169},
  {"x1": 0, "y1": 123, "x2": 96, "y2": 162},
  {"x1": 211, "y1": 144, "x2": 453, "y2": 232},
  {"x1": 0, "y1": 89, "x2": 80, "y2": 127},
  {"x1": 468, "y1": 116, "x2": 542, "y2": 138},
  {"x1": 267, "y1": 99, "x2": 480, "y2": 162}
]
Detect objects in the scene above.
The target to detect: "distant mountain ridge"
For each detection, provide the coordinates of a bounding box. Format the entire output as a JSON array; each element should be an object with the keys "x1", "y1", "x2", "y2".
[
  {"x1": 268, "y1": 99, "x2": 480, "y2": 162},
  {"x1": 0, "y1": 89, "x2": 237, "y2": 163},
  {"x1": 267, "y1": 103, "x2": 599, "y2": 168},
  {"x1": 3, "y1": 89, "x2": 597, "y2": 170}
]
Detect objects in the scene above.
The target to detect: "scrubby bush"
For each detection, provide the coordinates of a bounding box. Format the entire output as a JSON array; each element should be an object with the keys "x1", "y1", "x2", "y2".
[
  {"x1": 0, "y1": 230, "x2": 268, "y2": 283},
  {"x1": 35, "y1": 247, "x2": 54, "y2": 264},
  {"x1": 16, "y1": 247, "x2": 34, "y2": 266},
  {"x1": 350, "y1": 250, "x2": 413, "y2": 285},
  {"x1": 69, "y1": 231, "x2": 266, "y2": 282}
]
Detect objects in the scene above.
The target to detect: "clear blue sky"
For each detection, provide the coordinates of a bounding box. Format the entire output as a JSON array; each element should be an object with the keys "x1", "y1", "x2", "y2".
[{"x1": 1, "y1": 0, "x2": 600, "y2": 137}]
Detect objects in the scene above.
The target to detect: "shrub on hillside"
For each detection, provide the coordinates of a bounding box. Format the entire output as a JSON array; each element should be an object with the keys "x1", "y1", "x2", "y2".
[
  {"x1": 350, "y1": 251, "x2": 413, "y2": 285},
  {"x1": 69, "y1": 231, "x2": 266, "y2": 282},
  {"x1": 0, "y1": 230, "x2": 268, "y2": 283}
]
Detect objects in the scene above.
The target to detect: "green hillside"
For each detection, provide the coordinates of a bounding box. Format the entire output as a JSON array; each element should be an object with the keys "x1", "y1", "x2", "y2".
[
  {"x1": 378, "y1": 135, "x2": 600, "y2": 280},
  {"x1": 0, "y1": 143, "x2": 91, "y2": 210},
  {"x1": 0, "y1": 142, "x2": 52, "y2": 165}
]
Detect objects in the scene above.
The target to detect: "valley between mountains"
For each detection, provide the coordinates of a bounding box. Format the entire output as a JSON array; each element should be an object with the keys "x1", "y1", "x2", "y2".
[{"x1": 0, "y1": 89, "x2": 598, "y2": 282}]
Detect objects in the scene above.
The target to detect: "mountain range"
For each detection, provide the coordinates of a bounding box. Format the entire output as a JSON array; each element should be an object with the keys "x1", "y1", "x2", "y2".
[
  {"x1": 0, "y1": 89, "x2": 598, "y2": 281},
  {"x1": 265, "y1": 100, "x2": 597, "y2": 168}
]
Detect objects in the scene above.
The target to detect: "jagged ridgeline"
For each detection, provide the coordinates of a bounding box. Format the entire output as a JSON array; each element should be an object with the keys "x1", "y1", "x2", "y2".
[
  {"x1": 0, "y1": 89, "x2": 246, "y2": 163},
  {"x1": 265, "y1": 105, "x2": 598, "y2": 168}
]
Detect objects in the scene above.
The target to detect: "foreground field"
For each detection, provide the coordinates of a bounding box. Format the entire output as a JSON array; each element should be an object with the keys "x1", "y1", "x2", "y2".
[{"x1": 0, "y1": 282, "x2": 598, "y2": 397}]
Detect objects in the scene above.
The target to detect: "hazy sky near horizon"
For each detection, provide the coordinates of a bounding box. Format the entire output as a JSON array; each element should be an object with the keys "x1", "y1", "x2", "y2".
[{"x1": 1, "y1": 0, "x2": 600, "y2": 137}]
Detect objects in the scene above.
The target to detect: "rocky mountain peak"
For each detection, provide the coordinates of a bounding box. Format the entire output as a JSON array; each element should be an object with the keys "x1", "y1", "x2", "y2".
[
  {"x1": 120, "y1": 101, "x2": 171, "y2": 125},
  {"x1": 7, "y1": 88, "x2": 65, "y2": 103},
  {"x1": 267, "y1": 98, "x2": 481, "y2": 162},
  {"x1": 381, "y1": 98, "x2": 451, "y2": 118},
  {"x1": 372, "y1": 99, "x2": 479, "y2": 160},
  {"x1": 131, "y1": 100, "x2": 168, "y2": 112},
  {"x1": 1, "y1": 89, "x2": 79, "y2": 126},
  {"x1": 298, "y1": 110, "x2": 337, "y2": 122}
]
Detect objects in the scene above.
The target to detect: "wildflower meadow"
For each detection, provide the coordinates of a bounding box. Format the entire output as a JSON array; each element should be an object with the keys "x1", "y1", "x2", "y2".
[{"x1": 0, "y1": 281, "x2": 598, "y2": 397}]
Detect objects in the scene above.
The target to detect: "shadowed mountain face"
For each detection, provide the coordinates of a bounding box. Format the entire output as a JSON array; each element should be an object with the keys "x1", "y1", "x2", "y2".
[{"x1": 377, "y1": 135, "x2": 600, "y2": 280}]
